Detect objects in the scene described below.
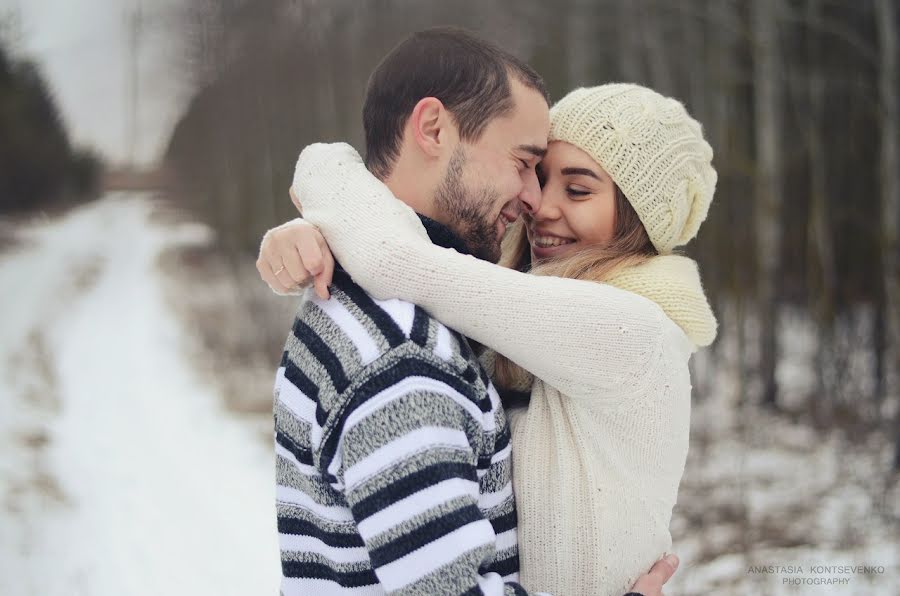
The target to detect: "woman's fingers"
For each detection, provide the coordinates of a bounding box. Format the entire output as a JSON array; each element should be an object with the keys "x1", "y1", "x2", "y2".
[
  {"x1": 295, "y1": 226, "x2": 334, "y2": 300},
  {"x1": 256, "y1": 252, "x2": 293, "y2": 295},
  {"x1": 295, "y1": 230, "x2": 324, "y2": 278},
  {"x1": 280, "y1": 238, "x2": 311, "y2": 285},
  {"x1": 313, "y1": 234, "x2": 335, "y2": 300},
  {"x1": 267, "y1": 254, "x2": 296, "y2": 294},
  {"x1": 258, "y1": 225, "x2": 305, "y2": 294},
  {"x1": 629, "y1": 554, "x2": 679, "y2": 596},
  {"x1": 257, "y1": 217, "x2": 332, "y2": 298},
  {"x1": 274, "y1": 265, "x2": 300, "y2": 290}
]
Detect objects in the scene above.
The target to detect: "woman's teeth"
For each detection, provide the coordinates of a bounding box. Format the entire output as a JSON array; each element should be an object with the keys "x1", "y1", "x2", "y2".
[
  {"x1": 499, "y1": 213, "x2": 514, "y2": 226},
  {"x1": 533, "y1": 236, "x2": 575, "y2": 248}
]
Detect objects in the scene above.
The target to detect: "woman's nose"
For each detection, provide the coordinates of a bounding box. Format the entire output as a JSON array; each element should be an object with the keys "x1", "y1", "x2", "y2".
[{"x1": 533, "y1": 188, "x2": 562, "y2": 220}]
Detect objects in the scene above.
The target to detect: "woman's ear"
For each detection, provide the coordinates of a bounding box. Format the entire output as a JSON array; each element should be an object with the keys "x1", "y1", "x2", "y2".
[{"x1": 408, "y1": 97, "x2": 452, "y2": 158}]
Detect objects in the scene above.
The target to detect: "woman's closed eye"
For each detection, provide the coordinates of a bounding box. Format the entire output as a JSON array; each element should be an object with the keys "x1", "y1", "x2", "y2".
[{"x1": 566, "y1": 187, "x2": 591, "y2": 197}]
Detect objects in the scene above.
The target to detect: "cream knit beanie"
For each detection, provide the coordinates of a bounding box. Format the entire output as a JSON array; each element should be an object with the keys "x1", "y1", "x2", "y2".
[{"x1": 548, "y1": 84, "x2": 717, "y2": 254}]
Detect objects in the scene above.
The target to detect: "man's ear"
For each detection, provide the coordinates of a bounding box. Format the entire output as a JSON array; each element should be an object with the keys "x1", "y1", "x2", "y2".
[{"x1": 408, "y1": 97, "x2": 453, "y2": 158}]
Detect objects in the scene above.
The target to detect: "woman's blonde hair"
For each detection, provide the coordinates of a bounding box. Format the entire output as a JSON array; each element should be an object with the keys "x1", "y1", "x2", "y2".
[{"x1": 492, "y1": 185, "x2": 658, "y2": 390}]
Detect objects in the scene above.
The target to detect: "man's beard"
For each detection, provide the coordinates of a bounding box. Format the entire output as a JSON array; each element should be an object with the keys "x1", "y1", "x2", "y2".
[{"x1": 435, "y1": 147, "x2": 503, "y2": 263}]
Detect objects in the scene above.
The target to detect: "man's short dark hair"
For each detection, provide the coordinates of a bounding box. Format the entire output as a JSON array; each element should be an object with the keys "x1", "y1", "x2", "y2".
[{"x1": 362, "y1": 27, "x2": 549, "y2": 179}]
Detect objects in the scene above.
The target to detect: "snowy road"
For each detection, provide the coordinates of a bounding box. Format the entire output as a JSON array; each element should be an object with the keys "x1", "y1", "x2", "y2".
[
  {"x1": 0, "y1": 194, "x2": 280, "y2": 595},
  {"x1": 2, "y1": 193, "x2": 898, "y2": 596}
]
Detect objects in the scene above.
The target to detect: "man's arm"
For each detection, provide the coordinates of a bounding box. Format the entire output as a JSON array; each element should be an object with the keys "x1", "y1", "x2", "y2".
[{"x1": 331, "y1": 352, "x2": 537, "y2": 595}]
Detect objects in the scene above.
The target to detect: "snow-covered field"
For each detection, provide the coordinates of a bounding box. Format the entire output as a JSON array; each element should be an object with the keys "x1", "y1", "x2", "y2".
[
  {"x1": 1, "y1": 193, "x2": 897, "y2": 595},
  {"x1": 667, "y1": 314, "x2": 900, "y2": 594},
  {"x1": 0, "y1": 194, "x2": 280, "y2": 596}
]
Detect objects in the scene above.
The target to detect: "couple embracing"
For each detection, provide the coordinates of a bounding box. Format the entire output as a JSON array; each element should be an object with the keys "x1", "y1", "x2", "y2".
[{"x1": 257, "y1": 26, "x2": 717, "y2": 596}]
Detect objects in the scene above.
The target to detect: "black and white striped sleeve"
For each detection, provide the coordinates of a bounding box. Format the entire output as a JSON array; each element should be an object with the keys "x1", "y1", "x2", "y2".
[{"x1": 330, "y1": 357, "x2": 534, "y2": 596}]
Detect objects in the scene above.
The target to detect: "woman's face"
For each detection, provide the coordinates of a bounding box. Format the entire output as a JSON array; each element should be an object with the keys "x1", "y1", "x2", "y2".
[{"x1": 525, "y1": 141, "x2": 617, "y2": 262}]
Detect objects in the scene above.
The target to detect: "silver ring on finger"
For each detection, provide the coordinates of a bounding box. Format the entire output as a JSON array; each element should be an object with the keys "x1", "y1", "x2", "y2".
[{"x1": 273, "y1": 265, "x2": 286, "y2": 276}]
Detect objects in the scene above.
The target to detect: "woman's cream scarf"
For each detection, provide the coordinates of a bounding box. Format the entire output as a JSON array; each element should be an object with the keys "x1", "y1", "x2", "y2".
[{"x1": 604, "y1": 254, "x2": 718, "y2": 347}]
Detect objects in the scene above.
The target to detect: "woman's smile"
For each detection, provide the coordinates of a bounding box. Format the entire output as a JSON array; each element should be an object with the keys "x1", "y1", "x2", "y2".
[{"x1": 529, "y1": 226, "x2": 577, "y2": 259}]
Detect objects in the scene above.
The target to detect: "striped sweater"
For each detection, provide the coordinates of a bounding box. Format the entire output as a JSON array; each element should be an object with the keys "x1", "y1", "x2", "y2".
[{"x1": 272, "y1": 216, "x2": 533, "y2": 595}]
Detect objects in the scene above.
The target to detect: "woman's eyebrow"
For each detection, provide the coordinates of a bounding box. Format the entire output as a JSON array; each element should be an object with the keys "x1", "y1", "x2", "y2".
[{"x1": 560, "y1": 167, "x2": 600, "y2": 180}]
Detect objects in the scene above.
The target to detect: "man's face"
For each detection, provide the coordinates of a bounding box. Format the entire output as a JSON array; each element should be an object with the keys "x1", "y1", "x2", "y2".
[{"x1": 435, "y1": 79, "x2": 549, "y2": 263}]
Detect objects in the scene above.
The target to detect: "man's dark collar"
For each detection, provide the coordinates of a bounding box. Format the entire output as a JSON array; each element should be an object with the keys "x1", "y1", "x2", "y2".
[
  {"x1": 403, "y1": 215, "x2": 485, "y2": 353},
  {"x1": 416, "y1": 214, "x2": 472, "y2": 256},
  {"x1": 333, "y1": 213, "x2": 472, "y2": 277}
]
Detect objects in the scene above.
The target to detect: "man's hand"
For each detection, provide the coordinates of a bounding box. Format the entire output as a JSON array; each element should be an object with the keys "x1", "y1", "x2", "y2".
[
  {"x1": 625, "y1": 553, "x2": 680, "y2": 596},
  {"x1": 256, "y1": 215, "x2": 334, "y2": 299}
]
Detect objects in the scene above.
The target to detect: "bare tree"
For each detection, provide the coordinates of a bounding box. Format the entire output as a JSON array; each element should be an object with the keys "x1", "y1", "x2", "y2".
[
  {"x1": 752, "y1": 0, "x2": 784, "y2": 409},
  {"x1": 805, "y1": 0, "x2": 836, "y2": 418},
  {"x1": 678, "y1": 0, "x2": 707, "y2": 120},
  {"x1": 617, "y1": 0, "x2": 647, "y2": 81},
  {"x1": 639, "y1": 0, "x2": 675, "y2": 95},
  {"x1": 874, "y1": 0, "x2": 900, "y2": 468},
  {"x1": 565, "y1": 0, "x2": 594, "y2": 86}
]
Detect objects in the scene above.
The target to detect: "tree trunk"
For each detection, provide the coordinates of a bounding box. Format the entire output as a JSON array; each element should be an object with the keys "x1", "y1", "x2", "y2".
[
  {"x1": 705, "y1": 0, "x2": 739, "y2": 368},
  {"x1": 679, "y1": 0, "x2": 707, "y2": 121},
  {"x1": 874, "y1": 0, "x2": 900, "y2": 468},
  {"x1": 640, "y1": 0, "x2": 675, "y2": 95},
  {"x1": 806, "y1": 0, "x2": 836, "y2": 413},
  {"x1": 566, "y1": 0, "x2": 594, "y2": 86},
  {"x1": 617, "y1": 0, "x2": 647, "y2": 82},
  {"x1": 752, "y1": 0, "x2": 783, "y2": 409}
]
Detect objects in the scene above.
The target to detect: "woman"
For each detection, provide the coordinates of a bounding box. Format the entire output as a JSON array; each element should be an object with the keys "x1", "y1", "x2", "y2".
[{"x1": 259, "y1": 84, "x2": 717, "y2": 595}]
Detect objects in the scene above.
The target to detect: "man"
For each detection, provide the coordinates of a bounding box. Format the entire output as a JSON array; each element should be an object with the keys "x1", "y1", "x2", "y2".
[{"x1": 259, "y1": 27, "x2": 678, "y2": 595}]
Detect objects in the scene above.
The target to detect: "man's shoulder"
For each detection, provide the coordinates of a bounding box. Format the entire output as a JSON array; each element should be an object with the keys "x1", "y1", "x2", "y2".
[
  {"x1": 284, "y1": 268, "x2": 478, "y2": 394},
  {"x1": 281, "y1": 271, "x2": 494, "y2": 443}
]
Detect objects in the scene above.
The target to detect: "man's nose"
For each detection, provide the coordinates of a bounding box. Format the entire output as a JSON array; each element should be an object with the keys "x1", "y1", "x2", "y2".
[{"x1": 518, "y1": 169, "x2": 542, "y2": 214}]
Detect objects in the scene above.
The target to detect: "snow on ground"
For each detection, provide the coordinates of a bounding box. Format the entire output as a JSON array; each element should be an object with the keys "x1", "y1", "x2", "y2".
[
  {"x1": 1, "y1": 192, "x2": 898, "y2": 596},
  {"x1": 667, "y1": 308, "x2": 900, "y2": 595},
  {"x1": 0, "y1": 193, "x2": 280, "y2": 596}
]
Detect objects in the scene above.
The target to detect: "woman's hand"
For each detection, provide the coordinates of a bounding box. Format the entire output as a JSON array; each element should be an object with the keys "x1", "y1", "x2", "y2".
[
  {"x1": 256, "y1": 214, "x2": 334, "y2": 300},
  {"x1": 625, "y1": 553, "x2": 679, "y2": 596}
]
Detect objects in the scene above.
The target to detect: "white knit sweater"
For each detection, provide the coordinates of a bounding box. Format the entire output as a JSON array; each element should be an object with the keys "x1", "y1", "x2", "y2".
[{"x1": 291, "y1": 143, "x2": 717, "y2": 596}]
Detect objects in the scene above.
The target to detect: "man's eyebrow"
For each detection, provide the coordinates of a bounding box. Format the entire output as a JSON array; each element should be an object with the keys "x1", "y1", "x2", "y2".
[
  {"x1": 517, "y1": 144, "x2": 548, "y2": 159},
  {"x1": 561, "y1": 166, "x2": 601, "y2": 180}
]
